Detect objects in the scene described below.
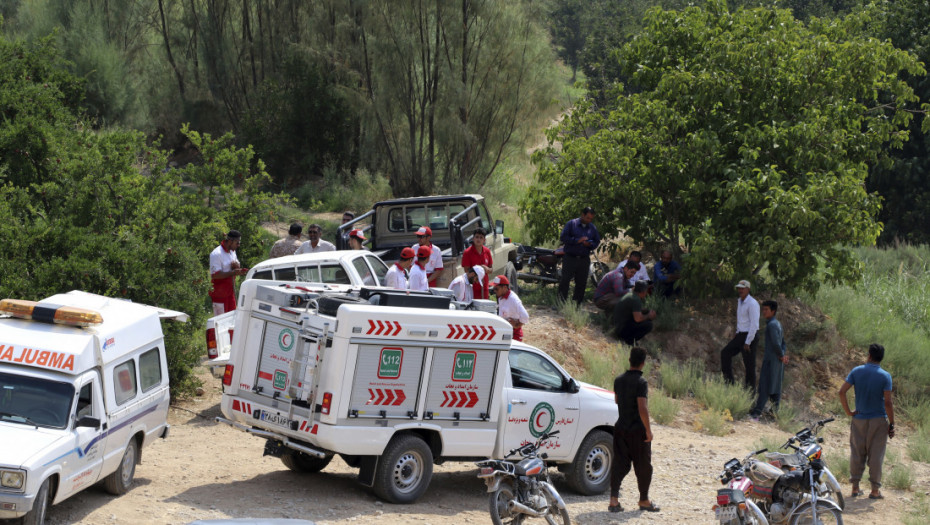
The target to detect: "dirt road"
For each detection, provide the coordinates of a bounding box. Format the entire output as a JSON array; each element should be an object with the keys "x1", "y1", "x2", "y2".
[{"x1": 42, "y1": 372, "x2": 921, "y2": 525}]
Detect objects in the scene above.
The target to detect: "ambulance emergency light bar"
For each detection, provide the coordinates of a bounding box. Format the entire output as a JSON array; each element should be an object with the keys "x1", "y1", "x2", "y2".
[{"x1": 0, "y1": 298, "x2": 103, "y2": 327}]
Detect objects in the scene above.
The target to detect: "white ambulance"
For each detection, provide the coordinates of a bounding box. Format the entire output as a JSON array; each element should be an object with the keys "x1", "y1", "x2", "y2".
[
  {"x1": 217, "y1": 281, "x2": 617, "y2": 503},
  {"x1": 0, "y1": 291, "x2": 187, "y2": 525}
]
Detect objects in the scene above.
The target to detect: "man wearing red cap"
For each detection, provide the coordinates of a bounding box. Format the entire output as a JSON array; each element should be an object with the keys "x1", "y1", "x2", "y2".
[
  {"x1": 209, "y1": 230, "x2": 249, "y2": 315},
  {"x1": 347, "y1": 229, "x2": 367, "y2": 251},
  {"x1": 413, "y1": 226, "x2": 444, "y2": 286},
  {"x1": 492, "y1": 275, "x2": 528, "y2": 341},
  {"x1": 409, "y1": 245, "x2": 432, "y2": 291},
  {"x1": 385, "y1": 247, "x2": 415, "y2": 289}
]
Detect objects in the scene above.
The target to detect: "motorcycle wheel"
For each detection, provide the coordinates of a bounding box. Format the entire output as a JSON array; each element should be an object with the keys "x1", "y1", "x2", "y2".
[
  {"x1": 788, "y1": 500, "x2": 843, "y2": 525},
  {"x1": 488, "y1": 481, "x2": 524, "y2": 525},
  {"x1": 542, "y1": 487, "x2": 571, "y2": 525},
  {"x1": 820, "y1": 484, "x2": 845, "y2": 511}
]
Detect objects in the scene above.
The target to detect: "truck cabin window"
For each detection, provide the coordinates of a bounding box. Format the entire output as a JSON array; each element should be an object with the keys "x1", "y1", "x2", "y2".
[
  {"x1": 320, "y1": 264, "x2": 351, "y2": 285},
  {"x1": 0, "y1": 372, "x2": 74, "y2": 429},
  {"x1": 76, "y1": 382, "x2": 94, "y2": 419},
  {"x1": 508, "y1": 350, "x2": 566, "y2": 392},
  {"x1": 365, "y1": 255, "x2": 389, "y2": 286},
  {"x1": 113, "y1": 360, "x2": 138, "y2": 405},
  {"x1": 139, "y1": 348, "x2": 163, "y2": 392}
]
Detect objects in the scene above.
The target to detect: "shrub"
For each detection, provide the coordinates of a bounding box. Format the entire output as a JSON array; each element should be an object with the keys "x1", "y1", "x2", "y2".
[
  {"x1": 696, "y1": 377, "x2": 755, "y2": 420},
  {"x1": 693, "y1": 409, "x2": 732, "y2": 437},
  {"x1": 649, "y1": 391, "x2": 680, "y2": 425},
  {"x1": 904, "y1": 493, "x2": 930, "y2": 525},
  {"x1": 824, "y1": 452, "x2": 849, "y2": 483},
  {"x1": 579, "y1": 347, "x2": 624, "y2": 390},
  {"x1": 559, "y1": 298, "x2": 591, "y2": 331},
  {"x1": 908, "y1": 425, "x2": 930, "y2": 463},
  {"x1": 644, "y1": 294, "x2": 684, "y2": 332},
  {"x1": 886, "y1": 464, "x2": 914, "y2": 491},
  {"x1": 659, "y1": 359, "x2": 703, "y2": 399},
  {"x1": 902, "y1": 397, "x2": 930, "y2": 429},
  {"x1": 774, "y1": 403, "x2": 800, "y2": 432},
  {"x1": 751, "y1": 435, "x2": 786, "y2": 459}
]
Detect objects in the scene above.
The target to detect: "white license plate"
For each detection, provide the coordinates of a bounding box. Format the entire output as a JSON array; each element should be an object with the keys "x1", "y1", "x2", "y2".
[
  {"x1": 715, "y1": 506, "x2": 738, "y2": 521},
  {"x1": 260, "y1": 410, "x2": 289, "y2": 427}
]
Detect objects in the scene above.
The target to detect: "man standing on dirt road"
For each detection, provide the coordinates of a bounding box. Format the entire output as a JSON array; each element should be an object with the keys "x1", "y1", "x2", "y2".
[
  {"x1": 720, "y1": 279, "x2": 760, "y2": 391},
  {"x1": 839, "y1": 343, "x2": 895, "y2": 500},
  {"x1": 608, "y1": 346, "x2": 659, "y2": 513},
  {"x1": 749, "y1": 300, "x2": 788, "y2": 421},
  {"x1": 559, "y1": 206, "x2": 601, "y2": 305},
  {"x1": 209, "y1": 230, "x2": 248, "y2": 315}
]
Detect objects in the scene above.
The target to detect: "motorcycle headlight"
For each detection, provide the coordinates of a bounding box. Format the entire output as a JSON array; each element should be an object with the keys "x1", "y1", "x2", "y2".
[{"x1": 1, "y1": 469, "x2": 26, "y2": 490}]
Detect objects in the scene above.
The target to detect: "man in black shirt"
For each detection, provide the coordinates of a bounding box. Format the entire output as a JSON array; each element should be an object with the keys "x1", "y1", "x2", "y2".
[{"x1": 608, "y1": 347, "x2": 660, "y2": 513}]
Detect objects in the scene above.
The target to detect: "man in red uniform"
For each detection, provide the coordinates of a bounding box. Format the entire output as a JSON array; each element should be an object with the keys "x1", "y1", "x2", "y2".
[
  {"x1": 462, "y1": 227, "x2": 493, "y2": 299},
  {"x1": 209, "y1": 230, "x2": 248, "y2": 315}
]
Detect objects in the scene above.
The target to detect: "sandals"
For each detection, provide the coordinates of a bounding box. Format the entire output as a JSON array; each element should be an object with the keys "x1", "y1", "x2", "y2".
[
  {"x1": 850, "y1": 490, "x2": 864, "y2": 497},
  {"x1": 639, "y1": 503, "x2": 661, "y2": 512},
  {"x1": 869, "y1": 493, "x2": 884, "y2": 500},
  {"x1": 608, "y1": 504, "x2": 623, "y2": 513}
]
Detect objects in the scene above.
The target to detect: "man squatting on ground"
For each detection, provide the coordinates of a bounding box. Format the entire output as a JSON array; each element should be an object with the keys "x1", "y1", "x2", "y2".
[
  {"x1": 209, "y1": 229, "x2": 248, "y2": 315},
  {"x1": 593, "y1": 262, "x2": 640, "y2": 312},
  {"x1": 608, "y1": 346, "x2": 659, "y2": 513},
  {"x1": 491, "y1": 275, "x2": 528, "y2": 342},
  {"x1": 721, "y1": 279, "x2": 759, "y2": 391},
  {"x1": 613, "y1": 280, "x2": 656, "y2": 345},
  {"x1": 839, "y1": 343, "x2": 895, "y2": 500},
  {"x1": 750, "y1": 300, "x2": 788, "y2": 421}
]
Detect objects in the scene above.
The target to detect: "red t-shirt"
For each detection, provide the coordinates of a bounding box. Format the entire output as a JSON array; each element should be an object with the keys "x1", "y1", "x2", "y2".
[{"x1": 462, "y1": 245, "x2": 492, "y2": 300}]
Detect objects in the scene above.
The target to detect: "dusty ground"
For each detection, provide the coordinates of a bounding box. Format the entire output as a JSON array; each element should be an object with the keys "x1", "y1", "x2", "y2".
[{"x1": 44, "y1": 304, "x2": 928, "y2": 525}]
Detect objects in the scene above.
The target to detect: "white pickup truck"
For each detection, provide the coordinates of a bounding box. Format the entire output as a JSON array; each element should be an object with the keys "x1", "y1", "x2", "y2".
[
  {"x1": 206, "y1": 250, "x2": 389, "y2": 366},
  {"x1": 0, "y1": 291, "x2": 187, "y2": 525},
  {"x1": 216, "y1": 280, "x2": 617, "y2": 503}
]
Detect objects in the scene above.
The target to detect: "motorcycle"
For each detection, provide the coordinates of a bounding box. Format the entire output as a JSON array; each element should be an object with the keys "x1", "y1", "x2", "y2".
[
  {"x1": 764, "y1": 417, "x2": 845, "y2": 510},
  {"x1": 476, "y1": 430, "x2": 570, "y2": 525},
  {"x1": 715, "y1": 446, "x2": 844, "y2": 525},
  {"x1": 513, "y1": 244, "x2": 609, "y2": 289}
]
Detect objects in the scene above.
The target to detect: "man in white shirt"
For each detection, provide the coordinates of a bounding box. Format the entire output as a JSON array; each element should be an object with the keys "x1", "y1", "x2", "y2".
[
  {"x1": 209, "y1": 230, "x2": 249, "y2": 315},
  {"x1": 492, "y1": 275, "x2": 529, "y2": 342},
  {"x1": 408, "y1": 245, "x2": 432, "y2": 291},
  {"x1": 385, "y1": 247, "x2": 415, "y2": 290},
  {"x1": 295, "y1": 224, "x2": 335, "y2": 254},
  {"x1": 720, "y1": 279, "x2": 760, "y2": 391},
  {"x1": 449, "y1": 266, "x2": 485, "y2": 303},
  {"x1": 616, "y1": 250, "x2": 650, "y2": 284},
  {"x1": 412, "y1": 226, "x2": 443, "y2": 286}
]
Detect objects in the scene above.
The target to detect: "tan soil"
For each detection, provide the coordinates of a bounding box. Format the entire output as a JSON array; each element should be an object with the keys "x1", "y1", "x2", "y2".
[{"x1": 47, "y1": 303, "x2": 928, "y2": 525}]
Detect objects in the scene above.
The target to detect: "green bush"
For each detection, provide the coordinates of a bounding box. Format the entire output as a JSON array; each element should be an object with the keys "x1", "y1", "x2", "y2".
[
  {"x1": 902, "y1": 397, "x2": 930, "y2": 429},
  {"x1": 908, "y1": 425, "x2": 930, "y2": 463},
  {"x1": 316, "y1": 167, "x2": 393, "y2": 214},
  {"x1": 644, "y1": 294, "x2": 684, "y2": 332},
  {"x1": 659, "y1": 359, "x2": 703, "y2": 399},
  {"x1": 904, "y1": 493, "x2": 930, "y2": 525},
  {"x1": 774, "y1": 402, "x2": 801, "y2": 432},
  {"x1": 696, "y1": 377, "x2": 755, "y2": 420},
  {"x1": 694, "y1": 409, "x2": 732, "y2": 437},
  {"x1": 824, "y1": 452, "x2": 849, "y2": 483},
  {"x1": 559, "y1": 298, "x2": 591, "y2": 331},
  {"x1": 649, "y1": 391, "x2": 680, "y2": 425},
  {"x1": 579, "y1": 347, "x2": 625, "y2": 390},
  {"x1": 886, "y1": 463, "x2": 914, "y2": 491}
]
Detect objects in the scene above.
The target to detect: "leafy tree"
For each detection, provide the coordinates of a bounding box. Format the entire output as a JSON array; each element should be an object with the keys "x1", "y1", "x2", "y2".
[
  {"x1": 547, "y1": 0, "x2": 586, "y2": 82},
  {"x1": 524, "y1": 2, "x2": 928, "y2": 295}
]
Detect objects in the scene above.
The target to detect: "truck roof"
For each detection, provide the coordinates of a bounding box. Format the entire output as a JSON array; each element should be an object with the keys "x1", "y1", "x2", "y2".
[
  {"x1": 0, "y1": 291, "x2": 185, "y2": 375},
  {"x1": 371, "y1": 194, "x2": 482, "y2": 208}
]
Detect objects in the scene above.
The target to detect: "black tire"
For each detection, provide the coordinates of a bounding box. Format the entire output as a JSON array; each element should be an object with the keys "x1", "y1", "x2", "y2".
[
  {"x1": 504, "y1": 262, "x2": 520, "y2": 294},
  {"x1": 788, "y1": 501, "x2": 844, "y2": 525},
  {"x1": 281, "y1": 451, "x2": 333, "y2": 473},
  {"x1": 488, "y1": 481, "x2": 524, "y2": 525},
  {"x1": 589, "y1": 261, "x2": 609, "y2": 288},
  {"x1": 822, "y1": 485, "x2": 845, "y2": 511},
  {"x1": 103, "y1": 439, "x2": 137, "y2": 495},
  {"x1": 543, "y1": 486, "x2": 571, "y2": 525},
  {"x1": 566, "y1": 430, "x2": 613, "y2": 495},
  {"x1": 372, "y1": 434, "x2": 433, "y2": 504},
  {"x1": 20, "y1": 478, "x2": 51, "y2": 525}
]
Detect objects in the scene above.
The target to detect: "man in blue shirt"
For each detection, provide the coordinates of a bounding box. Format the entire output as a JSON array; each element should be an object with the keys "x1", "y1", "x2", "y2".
[
  {"x1": 653, "y1": 250, "x2": 681, "y2": 298},
  {"x1": 838, "y1": 343, "x2": 895, "y2": 499},
  {"x1": 558, "y1": 206, "x2": 601, "y2": 304}
]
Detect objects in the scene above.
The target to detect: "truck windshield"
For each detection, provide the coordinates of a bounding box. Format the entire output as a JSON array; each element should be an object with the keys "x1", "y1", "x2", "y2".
[{"x1": 0, "y1": 372, "x2": 75, "y2": 429}]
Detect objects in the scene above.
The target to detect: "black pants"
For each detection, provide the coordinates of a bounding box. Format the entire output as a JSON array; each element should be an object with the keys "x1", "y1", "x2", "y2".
[
  {"x1": 720, "y1": 332, "x2": 758, "y2": 391},
  {"x1": 610, "y1": 425, "x2": 652, "y2": 501},
  {"x1": 617, "y1": 319, "x2": 653, "y2": 345},
  {"x1": 558, "y1": 254, "x2": 589, "y2": 304}
]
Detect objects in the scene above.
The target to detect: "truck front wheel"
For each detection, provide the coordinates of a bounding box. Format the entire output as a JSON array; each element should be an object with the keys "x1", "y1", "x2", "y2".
[
  {"x1": 281, "y1": 451, "x2": 333, "y2": 473},
  {"x1": 566, "y1": 430, "x2": 612, "y2": 495},
  {"x1": 372, "y1": 434, "x2": 433, "y2": 504},
  {"x1": 20, "y1": 478, "x2": 50, "y2": 525}
]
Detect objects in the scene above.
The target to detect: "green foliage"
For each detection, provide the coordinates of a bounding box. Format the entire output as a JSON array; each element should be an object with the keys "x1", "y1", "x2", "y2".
[
  {"x1": 696, "y1": 376, "x2": 754, "y2": 420},
  {"x1": 905, "y1": 493, "x2": 930, "y2": 525},
  {"x1": 693, "y1": 408, "x2": 732, "y2": 436},
  {"x1": 773, "y1": 403, "x2": 801, "y2": 432},
  {"x1": 579, "y1": 346, "x2": 625, "y2": 389},
  {"x1": 524, "y1": 2, "x2": 928, "y2": 295},
  {"x1": 312, "y1": 168, "x2": 393, "y2": 215},
  {"x1": 558, "y1": 298, "x2": 591, "y2": 331},
  {"x1": 648, "y1": 390, "x2": 679, "y2": 425},
  {"x1": 752, "y1": 435, "x2": 785, "y2": 459},
  {"x1": 908, "y1": 425, "x2": 930, "y2": 463},
  {"x1": 886, "y1": 462, "x2": 914, "y2": 491},
  {"x1": 659, "y1": 359, "x2": 703, "y2": 399},
  {"x1": 823, "y1": 451, "x2": 849, "y2": 483},
  {"x1": 644, "y1": 294, "x2": 683, "y2": 332}
]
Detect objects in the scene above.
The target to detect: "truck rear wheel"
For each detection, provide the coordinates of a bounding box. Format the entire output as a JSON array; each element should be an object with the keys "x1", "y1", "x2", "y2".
[
  {"x1": 372, "y1": 434, "x2": 433, "y2": 504},
  {"x1": 504, "y1": 262, "x2": 519, "y2": 294},
  {"x1": 566, "y1": 430, "x2": 612, "y2": 495},
  {"x1": 281, "y1": 450, "x2": 333, "y2": 473},
  {"x1": 103, "y1": 438, "x2": 137, "y2": 495},
  {"x1": 20, "y1": 478, "x2": 50, "y2": 525}
]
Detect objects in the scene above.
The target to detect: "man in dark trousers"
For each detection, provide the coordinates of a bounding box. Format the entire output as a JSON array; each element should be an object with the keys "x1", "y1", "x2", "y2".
[
  {"x1": 608, "y1": 347, "x2": 659, "y2": 513},
  {"x1": 720, "y1": 279, "x2": 760, "y2": 391},
  {"x1": 614, "y1": 281, "x2": 657, "y2": 345},
  {"x1": 558, "y1": 206, "x2": 600, "y2": 304},
  {"x1": 839, "y1": 343, "x2": 895, "y2": 499},
  {"x1": 749, "y1": 300, "x2": 788, "y2": 421}
]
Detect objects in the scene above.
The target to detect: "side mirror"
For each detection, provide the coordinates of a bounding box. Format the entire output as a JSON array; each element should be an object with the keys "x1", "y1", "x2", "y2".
[
  {"x1": 76, "y1": 416, "x2": 101, "y2": 429},
  {"x1": 495, "y1": 219, "x2": 504, "y2": 235},
  {"x1": 565, "y1": 378, "x2": 580, "y2": 394}
]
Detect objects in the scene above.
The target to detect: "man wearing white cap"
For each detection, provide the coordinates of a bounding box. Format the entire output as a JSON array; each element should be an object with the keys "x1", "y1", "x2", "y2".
[
  {"x1": 721, "y1": 279, "x2": 760, "y2": 391},
  {"x1": 449, "y1": 266, "x2": 485, "y2": 303},
  {"x1": 412, "y1": 226, "x2": 444, "y2": 286},
  {"x1": 492, "y1": 275, "x2": 529, "y2": 342}
]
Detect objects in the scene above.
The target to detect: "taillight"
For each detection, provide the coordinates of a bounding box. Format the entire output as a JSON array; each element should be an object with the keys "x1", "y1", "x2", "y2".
[
  {"x1": 480, "y1": 467, "x2": 494, "y2": 476},
  {"x1": 222, "y1": 364, "x2": 234, "y2": 386},
  {"x1": 228, "y1": 328, "x2": 234, "y2": 343},
  {"x1": 321, "y1": 392, "x2": 333, "y2": 415},
  {"x1": 206, "y1": 328, "x2": 218, "y2": 359},
  {"x1": 717, "y1": 493, "x2": 731, "y2": 506}
]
